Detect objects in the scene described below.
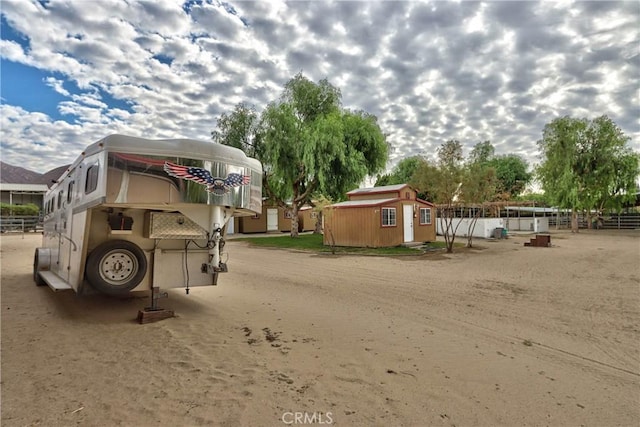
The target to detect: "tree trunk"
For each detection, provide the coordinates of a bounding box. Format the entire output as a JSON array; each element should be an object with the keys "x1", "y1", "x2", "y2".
[
  {"x1": 466, "y1": 207, "x2": 482, "y2": 248},
  {"x1": 326, "y1": 226, "x2": 336, "y2": 254},
  {"x1": 571, "y1": 209, "x2": 579, "y2": 233},
  {"x1": 440, "y1": 209, "x2": 455, "y2": 253},
  {"x1": 290, "y1": 204, "x2": 300, "y2": 237},
  {"x1": 314, "y1": 210, "x2": 323, "y2": 234},
  {"x1": 446, "y1": 220, "x2": 455, "y2": 253}
]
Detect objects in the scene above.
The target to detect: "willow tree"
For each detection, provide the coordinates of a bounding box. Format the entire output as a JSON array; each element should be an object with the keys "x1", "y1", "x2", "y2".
[
  {"x1": 537, "y1": 115, "x2": 638, "y2": 232},
  {"x1": 259, "y1": 73, "x2": 388, "y2": 236}
]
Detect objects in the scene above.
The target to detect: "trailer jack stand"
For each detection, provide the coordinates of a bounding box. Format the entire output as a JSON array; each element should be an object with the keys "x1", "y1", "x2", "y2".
[{"x1": 137, "y1": 287, "x2": 174, "y2": 324}]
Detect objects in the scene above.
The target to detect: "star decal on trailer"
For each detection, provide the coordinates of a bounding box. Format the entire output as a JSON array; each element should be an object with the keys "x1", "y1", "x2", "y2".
[{"x1": 163, "y1": 161, "x2": 251, "y2": 195}]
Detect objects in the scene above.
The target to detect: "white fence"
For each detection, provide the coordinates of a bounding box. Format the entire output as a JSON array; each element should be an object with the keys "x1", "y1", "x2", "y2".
[
  {"x1": 437, "y1": 218, "x2": 505, "y2": 239},
  {"x1": 504, "y1": 217, "x2": 549, "y2": 233},
  {"x1": 0, "y1": 216, "x2": 41, "y2": 238}
]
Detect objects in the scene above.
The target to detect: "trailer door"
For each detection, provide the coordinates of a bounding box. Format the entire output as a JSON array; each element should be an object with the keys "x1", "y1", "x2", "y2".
[{"x1": 56, "y1": 183, "x2": 73, "y2": 283}]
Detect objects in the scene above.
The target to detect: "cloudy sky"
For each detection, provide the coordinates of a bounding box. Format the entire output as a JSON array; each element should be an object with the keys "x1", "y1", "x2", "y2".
[{"x1": 1, "y1": 0, "x2": 638, "y2": 178}]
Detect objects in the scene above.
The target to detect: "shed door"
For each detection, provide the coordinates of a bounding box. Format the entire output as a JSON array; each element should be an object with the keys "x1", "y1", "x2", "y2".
[
  {"x1": 226, "y1": 216, "x2": 234, "y2": 235},
  {"x1": 403, "y1": 204, "x2": 414, "y2": 242},
  {"x1": 267, "y1": 209, "x2": 278, "y2": 231}
]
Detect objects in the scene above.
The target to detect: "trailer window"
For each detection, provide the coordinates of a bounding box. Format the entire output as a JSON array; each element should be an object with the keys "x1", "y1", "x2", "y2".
[
  {"x1": 419, "y1": 208, "x2": 432, "y2": 225},
  {"x1": 382, "y1": 207, "x2": 396, "y2": 227},
  {"x1": 67, "y1": 181, "x2": 74, "y2": 203},
  {"x1": 85, "y1": 164, "x2": 99, "y2": 194}
]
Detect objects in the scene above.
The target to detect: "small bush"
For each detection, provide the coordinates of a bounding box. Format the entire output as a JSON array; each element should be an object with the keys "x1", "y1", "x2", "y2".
[{"x1": 0, "y1": 203, "x2": 40, "y2": 216}]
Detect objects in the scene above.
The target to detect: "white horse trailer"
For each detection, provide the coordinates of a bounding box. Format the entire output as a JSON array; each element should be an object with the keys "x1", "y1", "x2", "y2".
[{"x1": 33, "y1": 135, "x2": 262, "y2": 305}]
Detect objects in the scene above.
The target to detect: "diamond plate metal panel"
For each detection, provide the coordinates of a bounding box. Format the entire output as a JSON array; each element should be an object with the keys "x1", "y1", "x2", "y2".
[{"x1": 147, "y1": 212, "x2": 207, "y2": 239}]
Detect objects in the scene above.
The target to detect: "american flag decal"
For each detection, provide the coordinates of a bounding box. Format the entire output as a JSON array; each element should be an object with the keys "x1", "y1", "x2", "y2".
[{"x1": 163, "y1": 161, "x2": 251, "y2": 195}]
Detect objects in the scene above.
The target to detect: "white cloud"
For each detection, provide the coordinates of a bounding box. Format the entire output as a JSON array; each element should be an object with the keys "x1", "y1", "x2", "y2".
[
  {"x1": 43, "y1": 77, "x2": 70, "y2": 96},
  {"x1": 0, "y1": 39, "x2": 29, "y2": 63},
  {"x1": 0, "y1": 0, "x2": 637, "y2": 176}
]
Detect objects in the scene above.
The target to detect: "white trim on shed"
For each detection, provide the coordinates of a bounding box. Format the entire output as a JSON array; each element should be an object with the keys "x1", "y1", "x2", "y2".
[{"x1": 329, "y1": 198, "x2": 399, "y2": 208}]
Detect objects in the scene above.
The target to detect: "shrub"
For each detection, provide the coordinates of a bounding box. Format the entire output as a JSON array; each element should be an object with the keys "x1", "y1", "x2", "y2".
[{"x1": 0, "y1": 203, "x2": 40, "y2": 216}]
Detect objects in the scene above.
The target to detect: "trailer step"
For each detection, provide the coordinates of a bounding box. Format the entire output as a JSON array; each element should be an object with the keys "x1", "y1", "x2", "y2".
[{"x1": 38, "y1": 271, "x2": 73, "y2": 292}]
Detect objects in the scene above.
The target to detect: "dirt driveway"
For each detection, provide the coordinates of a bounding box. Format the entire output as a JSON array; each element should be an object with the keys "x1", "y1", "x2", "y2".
[{"x1": 1, "y1": 231, "x2": 639, "y2": 426}]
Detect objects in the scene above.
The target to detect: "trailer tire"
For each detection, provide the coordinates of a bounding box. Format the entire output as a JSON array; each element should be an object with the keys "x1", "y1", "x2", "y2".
[{"x1": 85, "y1": 240, "x2": 147, "y2": 296}]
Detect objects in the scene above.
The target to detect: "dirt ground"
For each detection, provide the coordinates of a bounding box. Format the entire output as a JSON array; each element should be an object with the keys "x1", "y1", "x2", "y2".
[{"x1": 1, "y1": 230, "x2": 639, "y2": 426}]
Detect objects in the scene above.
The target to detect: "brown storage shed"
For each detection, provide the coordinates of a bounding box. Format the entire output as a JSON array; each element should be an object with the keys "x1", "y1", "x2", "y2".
[
  {"x1": 323, "y1": 184, "x2": 436, "y2": 248},
  {"x1": 298, "y1": 206, "x2": 318, "y2": 232},
  {"x1": 236, "y1": 204, "x2": 292, "y2": 233}
]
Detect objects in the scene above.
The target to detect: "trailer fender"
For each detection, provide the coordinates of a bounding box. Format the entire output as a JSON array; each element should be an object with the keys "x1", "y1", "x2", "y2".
[
  {"x1": 85, "y1": 240, "x2": 147, "y2": 296},
  {"x1": 33, "y1": 248, "x2": 51, "y2": 286}
]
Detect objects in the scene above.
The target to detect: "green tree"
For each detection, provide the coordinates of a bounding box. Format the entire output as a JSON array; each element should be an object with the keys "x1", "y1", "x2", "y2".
[
  {"x1": 487, "y1": 155, "x2": 532, "y2": 198},
  {"x1": 375, "y1": 155, "x2": 431, "y2": 199},
  {"x1": 462, "y1": 151, "x2": 499, "y2": 248},
  {"x1": 211, "y1": 103, "x2": 261, "y2": 158},
  {"x1": 468, "y1": 140, "x2": 531, "y2": 198},
  {"x1": 258, "y1": 73, "x2": 388, "y2": 236},
  {"x1": 579, "y1": 116, "x2": 639, "y2": 215},
  {"x1": 412, "y1": 140, "x2": 465, "y2": 253},
  {"x1": 323, "y1": 110, "x2": 388, "y2": 200},
  {"x1": 375, "y1": 156, "x2": 423, "y2": 186},
  {"x1": 537, "y1": 115, "x2": 639, "y2": 232},
  {"x1": 468, "y1": 140, "x2": 495, "y2": 164},
  {"x1": 512, "y1": 192, "x2": 552, "y2": 206},
  {"x1": 412, "y1": 140, "x2": 501, "y2": 251}
]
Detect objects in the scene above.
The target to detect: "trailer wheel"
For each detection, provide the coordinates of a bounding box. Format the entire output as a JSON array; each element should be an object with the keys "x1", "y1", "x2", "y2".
[
  {"x1": 33, "y1": 249, "x2": 47, "y2": 286},
  {"x1": 85, "y1": 240, "x2": 147, "y2": 296}
]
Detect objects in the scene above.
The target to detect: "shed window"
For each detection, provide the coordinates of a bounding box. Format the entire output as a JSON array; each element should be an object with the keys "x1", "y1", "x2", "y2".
[
  {"x1": 382, "y1": 207, "x2": 396, "y2": 227},
  {"x1": 85, "y1": 164, "x2": 99, "y2": 194},
  {"x1": 420, "y1": 208, "x2": 432, "y2": 225}
]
